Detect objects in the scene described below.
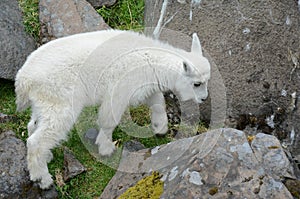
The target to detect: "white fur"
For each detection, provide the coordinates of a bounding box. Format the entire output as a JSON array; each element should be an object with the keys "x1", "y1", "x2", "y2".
[{"x1": 15, "y1": 29, "x2": 210, "y2": 189}]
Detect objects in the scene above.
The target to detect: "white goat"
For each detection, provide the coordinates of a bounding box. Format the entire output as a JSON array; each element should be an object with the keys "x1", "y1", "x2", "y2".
[{"x1": 15, "y1": 30, "x2": 210, "y2": 189}]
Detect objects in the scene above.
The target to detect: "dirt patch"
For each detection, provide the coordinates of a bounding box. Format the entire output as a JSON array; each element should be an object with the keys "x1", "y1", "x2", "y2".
[{"x1": 144, "y1": 0, "x2": 300, "y2": 174}]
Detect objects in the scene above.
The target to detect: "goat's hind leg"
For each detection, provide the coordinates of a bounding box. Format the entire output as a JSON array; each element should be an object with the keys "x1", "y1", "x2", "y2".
[
  {"x1": 27, "y1": 131, "x2": 54, "y2": 189},
  {"x1": 27, "y1": 105, "x2": 79, "y2": 189}
]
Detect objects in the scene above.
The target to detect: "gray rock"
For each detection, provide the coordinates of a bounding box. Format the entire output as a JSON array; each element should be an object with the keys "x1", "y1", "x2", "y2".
[
  {"x1": 63, "y1": 147, "x2": 86, "y2": 182},
  {"x1": 123, "y1": 140, "x2": 145, "y2": 153},
  {"x1": 0, "y1": 113, "x2": 14, "y2": 123},
  {"x1": 100, "y1": 128, "x2": 295, "y2": 198},
  {"x1": 84, "y1": 128, "x2": 98, "y2": 144},
  {"x1": 144, "y1": 0, "x2": 300, "y2": 166},
  {"x1": 0, "y1": 131, "x2": 28, "y2": 198},
  {"x1": 39, "y1": 0, "x2": 110, "y2": 43},
  {"x1": 0, "y1": 131, "x2": 58, "y2": 199},
  {"x1": 86, "y1": 0, "x2": 117, "y2": 8},
  {"x1": 0, "y1": 0, "x2": 36, "y2": 80}
]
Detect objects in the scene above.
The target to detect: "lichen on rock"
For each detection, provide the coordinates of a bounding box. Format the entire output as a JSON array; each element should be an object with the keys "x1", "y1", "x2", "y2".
[{"x1": 118, "y1": 171, "x2": 163, "y2": 199}]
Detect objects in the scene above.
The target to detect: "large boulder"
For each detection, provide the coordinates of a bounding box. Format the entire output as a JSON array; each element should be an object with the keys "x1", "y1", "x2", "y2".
[
  {"x1": 144, "y1": 0, "x2": 300, "y2": 162},
  {"x1": 0, "y1": 131, "x2": 58, "y2": 199},
  {"x1": 0, "y1": 0, "x2": 36, "y2": 80},
  {"x1": 86, "y1": 0, "x2": 117, "y2": 8},
  {"x1": 39, "y1": 0, "x2": 110, "y2": 43},
  {"x1": 101, "y1": 128, "x2": 296, "y2": 198}
]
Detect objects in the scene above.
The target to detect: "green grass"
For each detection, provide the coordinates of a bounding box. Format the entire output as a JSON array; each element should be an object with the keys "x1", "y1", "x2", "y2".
[
  {"x1": 49, "y1": 132, "x2": 116, "y2": 198},
  {"x1": 97, "y1": 0, "x2": 144, "y2": 30},
  {"x1": 18, "y1": 0, "x2": 40, "y2": 41},
  {"x1": 18, "y1": 0, "x2": 144, "y2": 41},
  {"x1": 0, "y1": 79, "x2": 30, "y2": 141}
]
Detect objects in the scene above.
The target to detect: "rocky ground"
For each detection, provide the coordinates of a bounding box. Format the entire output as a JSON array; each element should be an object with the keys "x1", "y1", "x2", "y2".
[
  {"x1": 1, "y1": 0, "x2": 300, "y2": 198},
  {"x1": 145, "y1": 0, "x2": 300, "y2": 177},
  {"x1": 101, "y1": 128, "x2": 298, "y2": 198}
]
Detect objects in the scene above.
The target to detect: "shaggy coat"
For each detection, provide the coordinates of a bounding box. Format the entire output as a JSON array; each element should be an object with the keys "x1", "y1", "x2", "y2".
[{"x1": 15, "y1": 30, "x2": 210, "y2": 189}]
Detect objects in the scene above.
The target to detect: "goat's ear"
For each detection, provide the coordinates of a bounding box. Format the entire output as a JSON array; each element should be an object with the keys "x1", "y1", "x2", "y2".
[
  {"x1": 191, "y1": 33, "x2": 202, "y2": 56},
  {"x1": 183, "y1": 61, "x2": 192, "y2": 75}
]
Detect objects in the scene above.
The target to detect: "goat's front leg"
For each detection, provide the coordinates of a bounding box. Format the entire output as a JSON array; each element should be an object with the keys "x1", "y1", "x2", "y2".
[
  {"x1": 95, "y1": 127, "x2": 115, "y2": 156},
  {"x1": 146, "y1": 92, "x2": 168, "y2": 135},
  {"x1": 96, "y1": 99, "x2": 127, "y2": 156}
]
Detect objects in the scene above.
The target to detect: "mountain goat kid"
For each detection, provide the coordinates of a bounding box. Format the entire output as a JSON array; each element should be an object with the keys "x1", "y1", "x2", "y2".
[{"x1": 15, "y1": 30, "x2": 211, "y2": 189}]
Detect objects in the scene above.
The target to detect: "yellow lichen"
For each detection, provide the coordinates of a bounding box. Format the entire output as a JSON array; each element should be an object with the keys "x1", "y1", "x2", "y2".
[
  {"x1": 267, "y1": 145, "x2": 280, "y2": 149},
  {"x1": 208, "y1": 186, "x2": 218, "y2": 195},
  {"x1": 118, "y1": 171, "x2": 164, "y2": 199},
  {"x1": 247, "y1": 135, "x2": 255, "y2": 143}
]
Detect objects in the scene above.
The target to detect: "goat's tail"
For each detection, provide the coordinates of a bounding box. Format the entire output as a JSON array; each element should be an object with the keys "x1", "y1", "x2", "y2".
[{"x1": 15, "y1": 75, "x2": 31, "y2": 112}]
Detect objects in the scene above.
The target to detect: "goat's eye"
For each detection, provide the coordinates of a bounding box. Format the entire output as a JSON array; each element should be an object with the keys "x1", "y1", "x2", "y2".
[{"x1": 194, "y1": 82, "x2": 202, "y2": 87}]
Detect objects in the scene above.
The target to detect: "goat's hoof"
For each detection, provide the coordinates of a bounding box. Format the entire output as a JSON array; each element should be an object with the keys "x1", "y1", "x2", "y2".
[{"x1": 98, "y1": 140, "x2": 115, "y2": 156}]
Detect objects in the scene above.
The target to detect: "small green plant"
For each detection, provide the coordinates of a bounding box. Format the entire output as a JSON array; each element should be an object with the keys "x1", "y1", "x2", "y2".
[
  {"x1": 0, "y1": 79, "x2": 30, "y2": 141},
  {"x1": 97, "y1": 0, "x2": 145, "y2": 30},
  {"x1": 18, "y1": 0, "x2": 40, "y2": 41}
]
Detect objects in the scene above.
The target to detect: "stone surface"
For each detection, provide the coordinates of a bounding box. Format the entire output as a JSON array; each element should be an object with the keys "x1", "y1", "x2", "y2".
[
  {"x1": 0, "y1": 131, "x2": 58, "y2": 198},
  {"x1": 101, "y1": 128, "x2": 295, "y2": 198},
  {"x1": 0, "y1": 131, "x2": 28, "y2": 198},
  {"x1": 123, "y1": 140, "x2": 145, "y2": 152},
  {"x1": 84, "y1": 128, "x2": 98, "y2": 144},
  {"x1": 0, "y1": 0, "x2": 36, "y2": 80},
  {"x1": 63, "y1": 147, "x2": 86, "y2": 182},
  {"x1": 39, "y1": 0, "x2": 110, "y2": 43},
  {"x1": 144, "y1": 0, "x2": 300, "y2": 167},
  {"x1": 86, "y1": 0, "x2": 117, "y2": 8},
  {"x1": 0, "y1": 113, "x2": 14, "y2": 124}
]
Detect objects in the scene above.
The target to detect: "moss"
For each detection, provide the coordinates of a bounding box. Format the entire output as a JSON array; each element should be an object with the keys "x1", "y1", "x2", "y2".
[
  {"x1": 18, "y1": 0, "x2": 40, "y2": 41},
  {"x1": 267, "y1": 145, "x2": 280, "y2": 149},
  {"x1": 208, "y1": 187, "x2": 218, "y2": 195},
  {"x1": 118, "y1": 171, "x2": 164, "y2": 199}
]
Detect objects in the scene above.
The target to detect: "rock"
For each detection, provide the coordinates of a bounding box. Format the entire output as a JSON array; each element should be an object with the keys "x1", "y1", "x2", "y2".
[
  {"x1": 39, "y1": 0, "x2": 110, "y2": 43},
  {"x1": 24, "y1": 184, "x2": 58, "y2": 199},
  {"x1": 144, "y1": 0, "x2": 300, "y2": 167},
  {"x1": 100, "y1": 128, "x2": 295, "y2": 198},
  {"x1": 123, "y1": 140, "x2": 145, "y2": 152},
  {"x1": 0, "y1": 0, "x2": 36, "y2": 80},
  {"x1": 84, "y1": 128, "x2": 98, "y2": 144},
  {"x1": 86, "y1": 0, "x2": 117, "y2": 8},
  {"x1": 251, "y1": 133, "x2": 295, "y2": 179},
  {"x1": 0, "y1": 131, "x2": 28, "y2": 198},
  {"x1": 0, "y1": 131, "x2": 58, "y2": 198},
  {"x1": 0, "y1": 113, "x2": 14, "y2": 123},
  {"x1": 63, "y1": 147, "x2": 86, "y2": 182}
]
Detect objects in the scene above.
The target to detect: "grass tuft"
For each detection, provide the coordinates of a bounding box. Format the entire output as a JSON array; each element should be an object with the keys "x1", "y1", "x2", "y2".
[
  {"x1": 0, "y1": 79, "x2": 30, "y2": 141},
  {"x1": 18, "y1": 0, "x2": 40, "y2": 41},
  {"x1": 97, "y1": 0, "x2": 145, "y2": 30}
]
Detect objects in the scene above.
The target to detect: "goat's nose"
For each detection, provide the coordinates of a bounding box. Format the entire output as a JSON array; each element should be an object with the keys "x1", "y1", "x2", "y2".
[{"x1": 201, "y1": 98, "x2": 207, "y2": 102}]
